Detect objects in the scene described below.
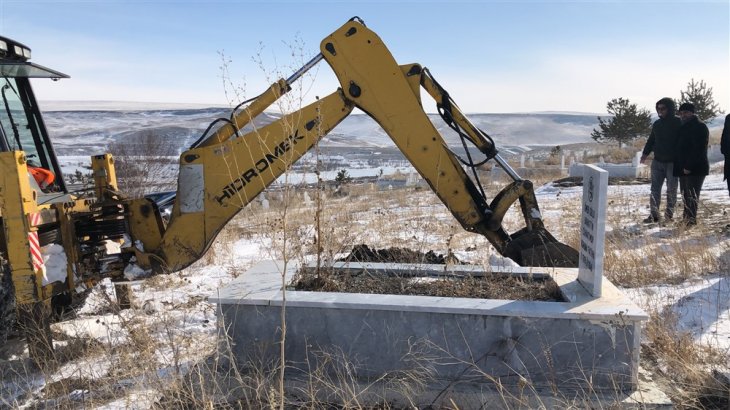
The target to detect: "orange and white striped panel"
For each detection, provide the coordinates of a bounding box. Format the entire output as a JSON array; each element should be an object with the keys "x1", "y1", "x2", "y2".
[
  {"x1": 28, "y1": 231, "x2": 45, "y2": 274},
  {"x1": 27, "y1": 212, "x2": 45, "y2": 274},
  {"x1": 28, "y1": 211, "x2": 41, "y2": 227}
]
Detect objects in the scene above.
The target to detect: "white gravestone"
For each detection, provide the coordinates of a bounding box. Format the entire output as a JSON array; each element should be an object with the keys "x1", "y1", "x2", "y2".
[
  {"x1": 579, "y1": 164, "x2": 608, "y2": 297},
  {"x1": 632, "y1": 151, "x2": 642, "y2": 167}
]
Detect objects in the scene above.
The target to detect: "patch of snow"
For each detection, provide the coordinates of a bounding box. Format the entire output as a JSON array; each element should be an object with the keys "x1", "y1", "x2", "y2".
[
  {"x1": 92, "y1": 390, "x2": 158, "y2": 409},
  {"x1": 625, "y1": 275, "x2": 730, "y2": 354},
  {"x1": 534, "y1": 183, "x2": 560, "y2": 194},
  {"x1": 77, "y1": 278, "x2": 116, "y2": 315},
  {"x1": 489, "y1": 254, "x2": 520, "y2": 268},
  {"x1": 53, "y1": 315, "x2": 127, "y2": 346},
  {"x1": 123, "y1": 262, "x2": 148, "y2": 281},
  {"x1": 671, "y1": 277, "x2": 730, "y2": 349},
  {"x1": 104, "y1": 240, "x2": 122, "y2": 255},
  {"x1": 41, "y1": 244, "x2": 68, "y2": 286}
]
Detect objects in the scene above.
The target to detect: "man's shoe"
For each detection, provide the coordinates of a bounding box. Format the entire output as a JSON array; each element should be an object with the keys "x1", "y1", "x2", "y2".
[{"x1": 643, "y1": 216, "x2": 659, "y2": 224}]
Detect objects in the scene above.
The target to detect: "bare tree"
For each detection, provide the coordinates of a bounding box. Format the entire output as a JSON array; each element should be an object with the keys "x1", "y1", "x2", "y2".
[{"x1": 107, "y1": 131, "x2": 179, "y2": 198}]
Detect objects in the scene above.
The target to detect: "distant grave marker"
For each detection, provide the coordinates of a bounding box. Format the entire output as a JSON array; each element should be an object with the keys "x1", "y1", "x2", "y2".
[
  {"x1": 579, "y1": 164, "x2": 608, "y2": 297},
  {"x1": 632, "y1": 151, "x2": 642, "y2": 167}
]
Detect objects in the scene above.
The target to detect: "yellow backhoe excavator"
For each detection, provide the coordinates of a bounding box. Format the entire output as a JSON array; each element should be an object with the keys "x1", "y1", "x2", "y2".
[{"x1": 0, "y1": 17, "x2": 578, "y2": 363}]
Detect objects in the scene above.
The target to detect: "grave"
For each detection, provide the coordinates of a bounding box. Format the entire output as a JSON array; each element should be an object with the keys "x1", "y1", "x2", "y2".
[
  {"x1": 569, "y1": 152, "x2": 649, "y2": 179},
  {"x1": 211, "y1": 261, "x2": 651, "y2": 405},
  {"x1": 208, "y1": 167, "x2": 657, "y2": 406}
]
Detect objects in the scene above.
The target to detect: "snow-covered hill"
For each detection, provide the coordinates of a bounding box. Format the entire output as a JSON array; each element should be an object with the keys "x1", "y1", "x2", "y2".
[{"x1": 41, "y1": 106, "x2": 602, "y2": 156}]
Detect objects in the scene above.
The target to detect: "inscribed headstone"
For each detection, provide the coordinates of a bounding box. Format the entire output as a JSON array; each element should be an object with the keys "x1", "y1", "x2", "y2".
[{"x1": 579, "y1": 164, "x2": 608, "y2": 297}]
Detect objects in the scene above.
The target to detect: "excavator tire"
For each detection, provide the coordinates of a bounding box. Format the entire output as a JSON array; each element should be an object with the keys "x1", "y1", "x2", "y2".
[
  {"x1": 0, "y1": 224, "x2": 87, "y2": 345},
  {"x1": 505, "y1": 228, "x2": 579, "y2": 268},
  {"x1": 0, "y1": 257, "x2": 17, "y2": 345}
]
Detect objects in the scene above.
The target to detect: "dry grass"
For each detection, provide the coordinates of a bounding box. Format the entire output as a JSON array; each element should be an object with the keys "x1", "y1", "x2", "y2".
[
  {"x1": 4, "y1": 162, "x2": 730, "y2": 408},
  {"x1": 9, "y1": 26, "x2": 730, "y2": 407},
  {"x1": 710, "y1": 128, "x2": 723, "y2": 146},
  {"x1": 294, "y1": 268, "x2": 563, "y2": 301},
  {"x1": 642, "y1": 308, "x2": 729, "y2": 408}
]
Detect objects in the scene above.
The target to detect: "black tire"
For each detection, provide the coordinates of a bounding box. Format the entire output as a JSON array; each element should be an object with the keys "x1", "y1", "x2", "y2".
[
  {"x1": 0, "y1": 258, "x2": 17, "y2": 345},
  {"x1": 38, "y1": 226, "x2": 61, "y2": 246}
]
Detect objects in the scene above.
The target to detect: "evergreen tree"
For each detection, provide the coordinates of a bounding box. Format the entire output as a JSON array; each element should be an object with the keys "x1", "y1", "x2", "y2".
[
  {"x1": 335, "y1": 169, "x2": 352, "y2": 187},
  {"x1": 591, "y1": 98, "x2": 652, "y2": 145},
  {"x1": 679, "y1": 79, "x2": 724, "y2": 122}
]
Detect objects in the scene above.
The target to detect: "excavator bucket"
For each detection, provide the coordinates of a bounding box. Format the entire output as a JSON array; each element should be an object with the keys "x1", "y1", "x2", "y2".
[
  {"x1": 483, "y1": 180, "x2": 579, "y2": 268},
  {"x1": 505, "y1": 227, "x2": 579, "y2": 268}
]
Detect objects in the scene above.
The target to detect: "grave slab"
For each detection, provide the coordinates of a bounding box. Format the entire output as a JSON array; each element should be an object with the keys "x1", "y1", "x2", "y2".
[{"x1": 211, "y1": 260, "x2": 648, "y2": 397}]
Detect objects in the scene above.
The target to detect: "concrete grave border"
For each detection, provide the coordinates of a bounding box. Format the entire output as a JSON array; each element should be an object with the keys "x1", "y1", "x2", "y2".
[{"x1": 211, "y1": 260, "x2": 648, "y2": 395}]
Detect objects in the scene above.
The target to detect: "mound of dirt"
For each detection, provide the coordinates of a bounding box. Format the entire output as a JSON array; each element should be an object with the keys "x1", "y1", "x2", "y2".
[
  {"x1": 552, "y1": 176, "x2": 650, "y2": 188},
  {"x1": 295, "y1": 245, "x2": 563, "y2": 302},
  {"x1": 337, "y1": 244, "x2": 456, "y2": 264}
]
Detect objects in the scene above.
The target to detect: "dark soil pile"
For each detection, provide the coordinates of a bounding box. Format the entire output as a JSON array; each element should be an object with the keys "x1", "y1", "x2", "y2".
[
  {"x1": 338, "y1": 244, "x2": 454, "y2": 264},
  {"x1": 294, "y1": 245, "x2": 563, "y2": 302},
  {"x1": 553, "y1": 176, "x2": 650, "y2": 188}
]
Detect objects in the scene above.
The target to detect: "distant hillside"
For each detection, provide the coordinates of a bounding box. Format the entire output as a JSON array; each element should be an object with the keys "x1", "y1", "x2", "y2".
[{"x1": 42, "y1": 107, "x2": 604, "y2": 157}]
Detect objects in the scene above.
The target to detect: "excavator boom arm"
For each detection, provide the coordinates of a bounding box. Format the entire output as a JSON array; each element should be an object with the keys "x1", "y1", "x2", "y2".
[
  {"x1": 130, "y1": 90, "x2": 354, "y2": 272},
  {"x1": 129, "y1": 18, "x2": 577, "y2": 272},
  {"x1": 319, "y1": 20, "x2": 577, "y2": 266}
]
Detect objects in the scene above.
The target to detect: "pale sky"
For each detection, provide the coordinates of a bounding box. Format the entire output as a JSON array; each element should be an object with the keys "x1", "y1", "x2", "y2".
[{"x1": 1, "y1": 0, "x2": 728, "y2": 114}]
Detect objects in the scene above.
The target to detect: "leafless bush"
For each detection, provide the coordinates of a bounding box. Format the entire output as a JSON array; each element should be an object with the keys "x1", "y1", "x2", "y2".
[
  {"x1": 5, "y1": 180, "x2": 729, "y2": 408},
  {"x1": 643, "y1": 308, "x2": 729, "y2": 407},
  {"x1": 107, "y1": 131, "x2": 179, "y2": 198}
]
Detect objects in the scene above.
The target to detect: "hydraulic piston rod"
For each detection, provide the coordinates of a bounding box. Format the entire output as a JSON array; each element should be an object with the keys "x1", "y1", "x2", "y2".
[
  {"x1": 286, "y1": 53, "x2": 324, "y2": 85},
  {"x1": 197, "y1": 53, "x2": 325, "y2": 148},
  {"x1": 493, "y1": 153, "x2": 522, "y2": 182}
]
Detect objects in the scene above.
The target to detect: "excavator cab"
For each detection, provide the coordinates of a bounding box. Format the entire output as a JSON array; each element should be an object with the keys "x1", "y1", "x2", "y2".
[
  {"x1": 0, "y1": 35, "x2": 68, "y2": 198},
  {"x1": 0, "y1": 37, "x2": 78, "y2": 361}
]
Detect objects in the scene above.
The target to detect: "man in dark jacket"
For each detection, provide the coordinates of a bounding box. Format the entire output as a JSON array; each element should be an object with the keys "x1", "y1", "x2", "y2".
[
  {"x1": 720, "y1": 113, "x2": 730, "y2": 196},
  {"x1": 674, "y1": 103, "x2": 709, "y2": 226},
  {"x1": 640, "y1": 97, "x2": 681, "y2": 223}
]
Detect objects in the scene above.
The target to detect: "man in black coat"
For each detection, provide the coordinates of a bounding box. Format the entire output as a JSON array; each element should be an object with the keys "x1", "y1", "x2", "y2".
[
  {"x1": 640, "y1": 97, "x2": 681, "y2": 223},
  {"x1": 720, "y1": 113, "x2": 730, "y2": 196},
  {"x1": 674, "y1": 103, "x2": 709, "y2": 226}
]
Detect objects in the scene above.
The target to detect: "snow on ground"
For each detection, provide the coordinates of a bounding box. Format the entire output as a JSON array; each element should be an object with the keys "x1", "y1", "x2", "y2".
[
  {"x1": 625, "y1": 276, "x2": 730, "y2": 351},
  {"x1": 535, "y1": 172, "x2": 730, "y2": 356},
  {"x1": 55, "y1": 155, "x2": 418, "y2": 190},
  {"x1": 4, "y1": 159, "x2": 730, "y2": 407}
]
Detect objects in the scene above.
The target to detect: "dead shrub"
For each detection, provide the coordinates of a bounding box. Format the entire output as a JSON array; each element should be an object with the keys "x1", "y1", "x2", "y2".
[
  {"x1": 643, "y1": 310, "x2": 729, "y2": 407},
  {"x1": 107, "y1": 131, "x2": 179, "y2": 198}
]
